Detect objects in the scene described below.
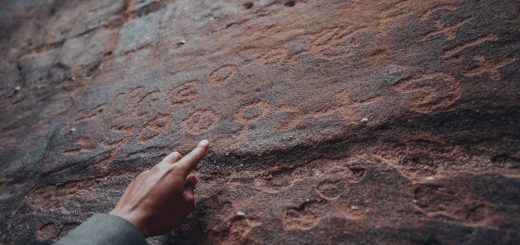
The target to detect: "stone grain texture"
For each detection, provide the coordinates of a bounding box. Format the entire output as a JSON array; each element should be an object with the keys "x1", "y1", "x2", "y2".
[{"x1": 1, "y1": 0, "x2": 519, "y2": 244}]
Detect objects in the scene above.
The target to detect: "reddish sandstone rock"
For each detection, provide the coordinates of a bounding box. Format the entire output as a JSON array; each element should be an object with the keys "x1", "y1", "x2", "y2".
[{"x1": 0, "y1": 0, "x2": 519, "y2": 244}]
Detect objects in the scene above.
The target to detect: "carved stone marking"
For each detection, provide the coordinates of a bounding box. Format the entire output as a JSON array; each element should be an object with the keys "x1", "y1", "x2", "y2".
[
  {"x1": 182, "y1": 109, "x2": 220, "y2": 135},
  {"x1": 362, "y1": 48, "x2": 390, "y2": 65},
  {"x1": 168, "y1": 80, "x2": 198, "y2": 106},
  {"x1": 226, "y1": 216, "x2": 262, "y2": 239},
  {"x1": 110, "y1": 92, "x2": 128, "y2": 117},
  {"x1": 419, "y1": 4, "x2": 458, "y2": 21},
  {"x1": 414, "y1": 184, "x2": 490, "y2": 222},
  {"x1": 393, "y1": 72, "x2": 461, "y2": 113},
  {"x1": 443, "y1": 34, "x2": 499, "y2": 58},
  {"x1": 309, "y1": 26, "x2": 364, "y2": 60},
  {"x1": 100, "y1": 126, "x2": 133, "y2": 148},
  {"x1": 252, "y1": 161, "x2": 309, "y2": 194},
  {"x1": 379, "y1": 0, "x2": 414, "y2": 19},
  {"x1": 63, "y1": 136, "x2": 95, "y2": 155},
  {"x1": 420, "y1": 18, "x2": 471, "y2": 41},
  {"x1": 236, "y1": 100, "x2": 271, "y2": 123},
  {"x1": 257, "y1": 49, "x2": 289, "y2": 66},
  {"x1": 283, "y1": 201, "x2": 324, "y2": 230},
  {"x1": 275, "y1": 105, "x2": 301, "y2": 132},
  {"x1": 108, "y1": 86, "x2": 161, "y2": 119},
  {"x1": 132, "y1": 89, "x2": 161, "y2": 117},
  {"x1": 209, "y1": 65, "x2": 238, "y2": 85},
  {"x1": 138, "y1": 114, "x2": 173, "y2": 142},
  {"x1": 127, "y1": 86, "x2": 146, "y2": 104},
  {"x1": 312, "y1": 90, "x2": 361, "y2": 123},
  {"x1": 74, "y1": 103, "x2": 106, "y2": 122},
  {"x1": 316, "y1": 180, "x2": 341, "y2": 200},
  {"x1": 99, "y1": 125, "x2": 134, "y2": 169},
  {"x1": 233, "y1": 100, "x2": 271, "y2": 145},
  {"x1": 462, "y1": 55, "x2": 517, "y2": 81},
  {"x1": 375, "y1": 0, "x2": 415, "y2": 37}
]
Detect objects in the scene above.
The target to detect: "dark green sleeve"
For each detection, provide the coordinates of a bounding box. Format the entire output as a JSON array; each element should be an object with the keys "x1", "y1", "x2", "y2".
[{"x1": 54, "y1": 213, "x2": 147, "y2": 245}]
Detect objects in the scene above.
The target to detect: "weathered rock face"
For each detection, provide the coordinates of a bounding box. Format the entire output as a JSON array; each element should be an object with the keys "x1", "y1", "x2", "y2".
[{"x1": 1, "y1": 0, "x2": 519, "y2": 244}]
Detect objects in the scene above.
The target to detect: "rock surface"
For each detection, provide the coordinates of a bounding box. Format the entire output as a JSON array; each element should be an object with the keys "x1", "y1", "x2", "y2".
[{"x1": 1, "y1": 0, "x2": 519, "y2": 244}]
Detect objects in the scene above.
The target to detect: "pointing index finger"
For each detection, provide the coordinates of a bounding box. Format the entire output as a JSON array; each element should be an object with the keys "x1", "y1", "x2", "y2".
[{"x1": 174, "y1": 140, "x2": 209, "y2": 177}]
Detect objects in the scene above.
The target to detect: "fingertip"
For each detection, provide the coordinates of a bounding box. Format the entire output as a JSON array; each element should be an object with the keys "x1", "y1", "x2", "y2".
[
  {"x1": 198, "y1": 140, "x2": 209, "y2": 148},
  {"x1": 172, "y1": 151, "x2": 182, "y2": 158},
  {"x1": 173, "y1": 140, "x2": 209, "y2": 177}
]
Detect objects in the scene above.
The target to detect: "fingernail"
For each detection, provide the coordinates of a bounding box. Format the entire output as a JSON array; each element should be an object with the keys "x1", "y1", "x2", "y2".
[{"x1": 199, "y1": 140, "x2": 209, "y2": 147}]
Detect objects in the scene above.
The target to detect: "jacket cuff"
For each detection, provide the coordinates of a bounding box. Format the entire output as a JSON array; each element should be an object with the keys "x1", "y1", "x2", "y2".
[{"x1": 55, "y1": 213, "x2": 147, "y2": 245}]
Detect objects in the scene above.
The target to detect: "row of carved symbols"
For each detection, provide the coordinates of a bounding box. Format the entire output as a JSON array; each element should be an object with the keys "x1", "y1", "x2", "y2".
[
  {"x1": 209, "y1": 65, "x2": 238, "y2": 86},
  {"x1": 392, "y1": 72, "x2": 461, "y2": 113},
  {"x1": 419, "y1": 4, "x2": 517, "y2": 82},
  {"x1": 462, "y1": 55, "x2": 517, "y2": 81},
  {"x1": 72, "y1": 62, "x2": 239, "y2": 126},
  {"x1": 182, "y1": 109, "x2": 220, "y2": 135},
  {"x1": 312, "y1": 90, "x2": 361, "y2": 123},
  {"x1": 255, "y1": 25, "x2": 368, "y2": 66},
  {"x1": 233, "y1": 100, "x2": 271, "y2": 146}
]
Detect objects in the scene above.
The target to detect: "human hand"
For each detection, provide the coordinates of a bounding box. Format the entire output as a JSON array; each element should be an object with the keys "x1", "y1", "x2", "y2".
[{"x1": 109, "y1": 140, "x2": 209, "y2": 237}]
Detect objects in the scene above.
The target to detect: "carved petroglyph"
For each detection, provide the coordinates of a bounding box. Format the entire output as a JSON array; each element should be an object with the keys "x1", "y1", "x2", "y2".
[
  {"x1": 393, "y1": 72, "x2": 461, "y2": 113},
  {"x1": 109, "y1": 86, "x2": 160, "y2": 118},
  {"x1": 375, "y1": 0, "x2": 416, "y2": 37},
  {"x1": 100, "y1": 125, "x2": 133, "y2": 147},
  {"x1": 26, "y1": 180, "x2": 96, "y2": 212},
  {"x1": 209, "y1": 65, "x2": 238, "y2": 85},
  {"x1": 253, "y1": 24, "x2": 367, "y2": 65},
  {"x1": 168, "y1": 80, "x2": 198, "y2": 106},
  {"x1": 253, "y1": 158, "x2": 320, "y2": 194},
  {"x1": 462, "y1": 55, "x2": 517, "y2": 81},
  {"x1": 362, "y1": 48, "x2": 390, "y2": 65},
  {"x1": 138, "y1": 114, "x2": 173, "y2": 142},
  {"x1": 63, "y1": 136, "x2": 95, "y2": 155},
  {"x1": 420, "y1": 18, "x2": 471, "y2": 41},
  {"x1": 309, "y1": 25, "x2": 364, "y2": 60},
  {"x1": 316, "y1": 180, "x2": 341, "y2": 200},
  {"x1": 413, "y1": 184, "x2": 491, "y2": 223},
  {"x1": 283, "y1": 200, "x2": 325, "y2": 230},
  {"x1": 99, "y1": 125, "x2": 134, "y2": 169},
  {"x1": 127, "y1": 86, "x2": 147, "y2": 105},
  {"x1": 225, "y1": 216, "x2": 262, "y2": 239},
  {"x1": 419, "y1": 4, "x2": 458, "y2": 21},
  {"x1": 257, "y1": 48, "x2": 290, "y2": 66},
  {"x1": 379, "y1": 0, "x2": 414, "y2": 20},
  {"x1": 74, "y1": 103, "x2": 106, "y2": 122},
  {"x1": 443, "y1": 34, "x2": 499, "y2": 59},
  {"x1": 132, "y1": 89, "x2": 161, "y2": 118},
  {"x1": 107, "y1": 92, "x2": 127, "y2": 117},
  {"x1": 275, "y1": 105, "x2": 301, "y2": 132},
  {"x1": 312, "y1": 90, "x2": 361, "y2": 123},
  {"x1": 182, "y1": 109, "x2": 220, "y2": 135},
  {"x1": 253, "y1": 166, "x2": 301, "y2": 194},
  {"x1": 72, "y1": 85, "x2": 167, "y2": 130},
  {"x1": 233, "y1": 100, "x2": 271, "y2": 145},
  {"x1": 236, "y1": 100, "x2": 270, "y2": 123}
]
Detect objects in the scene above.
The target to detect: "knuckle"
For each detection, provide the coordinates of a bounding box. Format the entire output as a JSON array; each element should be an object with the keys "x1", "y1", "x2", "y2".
[
  {"x1": 168, "y1": 167, "x2": 180, "y2": 174},
  {"x1": 185, "y1": 192, "x2": 195, "y2": 202}
]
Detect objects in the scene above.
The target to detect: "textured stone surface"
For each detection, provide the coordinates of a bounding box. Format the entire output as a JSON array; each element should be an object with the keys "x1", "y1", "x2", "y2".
[{"x1": 1, "y1": 0, "x2": 519, "y2": 244}]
